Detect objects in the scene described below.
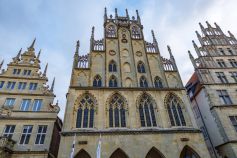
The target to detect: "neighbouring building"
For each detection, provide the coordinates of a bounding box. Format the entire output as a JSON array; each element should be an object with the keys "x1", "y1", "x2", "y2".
[
  {"x1": 59, "y1": 8, "x2": 210, "y2": 158},
  {"x1": 0, "y1": 40, "x2": 62, "y2": 158},
  {"x1": 186, "y1": 22, "x2": 237, "y2": 158}
]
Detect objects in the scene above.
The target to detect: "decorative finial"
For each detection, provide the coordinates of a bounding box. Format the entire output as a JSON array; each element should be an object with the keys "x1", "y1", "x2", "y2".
[
  {"x1": 126, "y1": 9, "x2": 129, "y2": 19},
  {"x1": 167, "y1": 45, "x2": 173, "y2": 57},
  {"x1": 151, "y1": 30, "x2": 157, "y2": 43},
  {"x1": 192, "y1": 40, "x2": 198, "y2": 48},
  {"x1": 136, "y1": 10, "x2": 141, "y2": 23},
  {"x1": 115, "y1": 8, "x2": 118, "y2": 18},
  {"x1": 199, "y1": 22, "x2": 205, "y2": 33},
  {"x1": 104, "y1": 7, "x2": 107, "y2": 21},
  {"x1": 206, "y1": 21, "x2": 212, "y2": 28},
  {"x1": 17, "y1": 48, "x2": 22, "y2": 59},
  {"x1": 37, "y1": 49, "x2": 41, "y2": 59},
  {"x1": 28, "y1": 38, "x2": 36, "y2": 51},
  {"x1": 0, "y1": 60, "x2": 4, "y2": 70},
  {"x1": 43, "y1": 63, "x2": 48, "y2": 76},
  {"x1": 75, "y1": 40, "x2": 80, "y2": 55},
  {"x1": 50, "y1": 77, "x2": 55, "y2": 92},
  {"x1": 188, "y1": 50, "x2": 194, "y2": 58},
  {"x1": 91, "y1": 26, "x2": 95, "y2": 39}
]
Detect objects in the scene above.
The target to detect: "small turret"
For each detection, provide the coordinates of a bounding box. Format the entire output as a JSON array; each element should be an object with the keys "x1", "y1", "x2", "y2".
[
  {"x1": 90, "y1": 26, "x2": 95, "y2": 51},
  {"x1": 136, "y1": 10, "x2": 141, "y2": 24},
  {"x1": 0, "y1": 60, "x2": 4, "y2": 70},
  {"x1": 195, "y1": 31, "x2": 204, "y2": 46},
  {"x1": 115, "y1": 8, "x2": 118, "y2": 19},
  {"x1": 206, "y1": 21, "x2": 212, "y2": 28},
  {"x1": 214, "y1": 22, "x2": 224, "y2": 35},
  {"x1": 192, "y1": 40, "x2": 202, "y2": 57},
  {"x1": 37, "y1": 49, "x2": 41, "y2": 59},
  {"x1": 167, "y1": 45, "x2": 177, "y2": 70},
  {"x1": 12, "y1": 48, "x2": 22, "y2": 62},
  {"x1": 228, "y1": 31, "x2": 236, "y2": 39},
  {"x1": 199, "y1": 22, "x2": 206, "y2": 35},
  {"x1": 104, "y1": 7, "x2": 107, "y2": 22},
  {"x1": 73, "y1": 40, "x2": 80, "y2": 68},
  {"x1": 151, "y1": 30, "x2": 159, "y2": 53},
  {"x1": 125, "y1": 8, "x2": 129, "y2": 20},
  {"x1": 28, "y1": 38, "x2": 36, "y2": 51},
  {"x1": 50, "y1": 77, "x2": 55, "y2": 92},
  {"x1": 43, "y1": 63, "x2": 48, "y2": 76}
]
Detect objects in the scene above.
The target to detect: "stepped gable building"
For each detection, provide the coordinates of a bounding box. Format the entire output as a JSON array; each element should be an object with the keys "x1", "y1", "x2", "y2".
[
  {"x1": 0, "y1": 39, "x2": 62, "y2": 158},
  {"x1": 186, "y1": 22, "x2": 237, "y2": 158},
  {"x1": 59, "y1": 8, "x2": 211, "y2": 158}
]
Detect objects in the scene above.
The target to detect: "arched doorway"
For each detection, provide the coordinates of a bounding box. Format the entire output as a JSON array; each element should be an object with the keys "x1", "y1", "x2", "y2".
[
  {"x1": 74, "y1": 149, "x2": 91, "y2": 158},
  {"x1": 146, "y1": 147, "x2": 165, "y2": 158},
  {"x1": 180, "y1": 146, "x2": 200, "y2": 158},
  {"x1": 110, "y1": 148, "x2": 129, "y2": 158}
]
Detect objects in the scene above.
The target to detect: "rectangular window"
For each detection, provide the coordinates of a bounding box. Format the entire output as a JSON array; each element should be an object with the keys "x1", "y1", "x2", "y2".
[
  {"x1": 6, "y1": 81, "x2": 16, "y2": 90},
  {"x1": 32, "y1": 99, "x2": 42, "y2": 111},
  {"x1": 219, "y1": 48, "x2": 225, "y2": 55},
  {"x1": 3, "y1": 125, "x2": 16, "y2": 139},
  {"x1": 227, "y1": 48, "x2": 234, "y2": 55},
  {"x1": 229, "y1": 59, "x2": 237, "y2": 67},
  {"x1": 0, "y1": 81, "x2": 5, "y2": 89},
  {"x1": 230, "y1": 72, "x2": 237, "y2": 82},
  {"x1": 18, "y1": 82, "x2": 27, "y2": 90},
  {"x1": 216, "y1": 59, "x2": 226, "y2": 68},
  {"x1": 29, "y1": 83, "x2": 37, "y2": 90},
  {"x1": 4, "y1": 98, "x2": 16, "y2": 107},
  {"x1": 23, "y1": 70, "x2": 31, "y2": 76},
  {"x1": 13, "y1": 69, "x2": 21, "y2": 75},
  {"x1": 20, "y1": 99, "x2": 31, "y2": 111},
  {"x1": 19, "y1": 125, "x2": 33, "y2": 145},
  {"x1": 216, "y1": 72, "x2": 228, "y2": 83},
  {"x1": 217, "y1": 90, "x2": 233, "y2": 105},
  {"x1": 230, "y1": 116, "x2": 237, "y2": 132},
  {"x1": 35, "y1": 125, "x2": 47, "y2": 144}
]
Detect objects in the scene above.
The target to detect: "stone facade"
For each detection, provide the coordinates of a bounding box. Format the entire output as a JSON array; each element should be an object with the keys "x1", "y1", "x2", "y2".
[
  {"x1": 0, "y1": 40, "x2": 62, "y2": 158},
  {"x1": 59, "y1": 8, "x2": 210, "y2": 158},
  {"x1": 186, "y1": 22, "x2": 237, "y2": 158}
]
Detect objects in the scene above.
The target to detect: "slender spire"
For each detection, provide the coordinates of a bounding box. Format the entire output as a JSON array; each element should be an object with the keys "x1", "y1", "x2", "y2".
[
  {"x1": 136, "y1": 10, "x2": 141, "y2": 24},
  {"x1": 151, "y1": 30, "x2": 159, "y2": 52},
  {"x1": 195, "y1": 31, "x2": 204, "y2": 45},
  {"x1": 228, "y1": 31, "x2": 236, "y2": 39},
  {"x1": 167, "y1": 45, "x2": 177, "y2": 71},
  {"x1": 73, "y1": 40, "x2": 80, "y2": 68},
  {"x1": 37, "y1": 49, "x2": 41, "y2": 59},
  {"x1": 16, "y1": 48, "x2": 22, "y2": 59},
  {"x1": 43, "y1": 63, "x2": 48, "y2": 76},
  {"x1": 125, "y1": 9, "x2": 129, "y2": 19},
  {"x1": 115, "y1": 8, "x2": 118, "y2": 19},
  {"x1": 199, "y1": 22, "x2": 206, "y2": 35},
  {"x1": 104, "y1": 7, "x2": 107, "y2": 22},
  {"x1": 206, "y1": 21, "x2": 212, "y2": 28},
  {"x1": 167, "y1": 45, "x2": 173, "y2": 58},
  {"x1": 0, "y1": 60, "x2": 4, "y2": 70},
  {"x1": 188, "y1": 50, "x2": 197, "y2": 68},
  {"x1": 91, "y1": 26, "x2": 95, "y2": 40},
  {"x1": 28, "y1": 38, "x2": 36, "y2": 51},
  {"x1": 90, "y1": 27, "x2": 95, "y2": 51},
  {"x1": 192, "y1": 40, "x2": 201, "y2": 57},
  {"x1": 50, "y1": 77, "x2": 55, "y2": 92},
  {"x1": 75, "y1": 40, "x2": 80, "y2": 55},
  {"x1": 214, "y1": 22, "x2": 223, "y2": 34}
]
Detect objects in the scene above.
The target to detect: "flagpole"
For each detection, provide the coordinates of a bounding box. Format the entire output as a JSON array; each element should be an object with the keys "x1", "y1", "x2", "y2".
[{"x1": 70, "y1": 133, "x2": 76, "y2": 158}]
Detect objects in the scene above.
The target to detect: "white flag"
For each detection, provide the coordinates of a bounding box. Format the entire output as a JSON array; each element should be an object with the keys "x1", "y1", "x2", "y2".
[
  {"x1": 70, "y1": 133, "x2": 76, "y2": 158},
  {"x1": 96, "y1": 134, "x2": 102, "y2": 158}
]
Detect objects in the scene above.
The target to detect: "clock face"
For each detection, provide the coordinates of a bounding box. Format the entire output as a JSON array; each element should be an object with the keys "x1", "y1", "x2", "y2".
[
  {"x1": 109, "y1": 50, "x2": 116, "y2": 56},
  {"x1": 136, "y1": 51, "x2": 142, "y2": 57}
]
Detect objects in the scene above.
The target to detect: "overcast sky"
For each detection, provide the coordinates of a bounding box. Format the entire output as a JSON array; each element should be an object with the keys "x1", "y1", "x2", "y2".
[{"x1": 0, "y1": 0, "x2": 237, "y2": 119}]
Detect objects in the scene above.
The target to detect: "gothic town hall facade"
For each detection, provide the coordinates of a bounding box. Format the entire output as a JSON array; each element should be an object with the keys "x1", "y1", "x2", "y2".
[{"x1": 58, "y1": 9, "x2": 211, "y2": 158}]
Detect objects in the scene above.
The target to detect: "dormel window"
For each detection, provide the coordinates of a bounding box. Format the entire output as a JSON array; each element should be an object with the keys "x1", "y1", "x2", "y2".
[
  {"x1": 93, "y1": 75, "x2": 102, "y2": 87},
  {"x1": 106, "y1": 25, "x2": 116, "y2": 38},
  {"x1": 76, "y1": 94, "x2": 95, "y2": 128},
  {"x1": 109, "y1": 75, "x2": 118, "y2": 87},
  {"x1": 167, "y1": 94, "x2": 186, "y2": 126},
  {"x1": 138, "y1": 93, "x2": 157, "y2": 127},
  {"x1": 131, "y1": 26, "x2": 141, "y2": 39},
  {"x1": 109, "y1": 94, "x2": 126, "y2": 128},
  {"x1": 137, "y1": 61, "x2": 145, "y2": 73},
  {"x1": 140, "y1": 76, "x2": 148, "y2": 88},
  {"x1": 154, "y1": 76, "x2": 163, "y2": 88},
  {"x1": 109, "y1": 60, "x2": 117, "y2": 72}
]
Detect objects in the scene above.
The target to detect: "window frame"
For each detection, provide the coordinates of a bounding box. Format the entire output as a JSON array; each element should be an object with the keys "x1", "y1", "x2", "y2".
[
  {"x1": 35, "y1": 125, "x2": 47, "y2": 145},
  {"x1": 3, "y1": 125, "x2": 16, "y2": 139},
  {"x1": 19, "y1": 125, "x2": 33, "y2": 145}
]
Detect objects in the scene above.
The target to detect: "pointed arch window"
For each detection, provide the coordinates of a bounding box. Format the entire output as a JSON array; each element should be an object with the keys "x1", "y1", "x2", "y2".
[
  {"x1": 131, "y1": 26, "x2": 141, "y2": 39},
  {"x1": 140, "y1": 76, "x2": 148, "y2": 88},
  {"x1": 76, "y1": 94, "x2": 95, "y2": 128},
  {"x1": 109, "y1": 94, "x2": 126, "y2": 128},
  {"x1": 154, "y1": 76, "x2": 163, "y2": 88},
  {"x1": 167, "y1": 94, "x2": 186, "y2": 126},
  {"x1": 109, "y1": 60, "x2": 117, "y2": 72},
  {"x1": 138, "y1": 93, "x2": 157, "y2": 127},
  {"x1": 93, "y1": 75, "x2": 102, "y2": 87},
  {"x1": 106, "y1": 25, "x2": 116, "y2": 38},
  {"x1": 109, "y1": 75, "x2": 118, "y2": 87},
  {"x1": 137, "y1": 61, "x2": 145, "y2": 73}
]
